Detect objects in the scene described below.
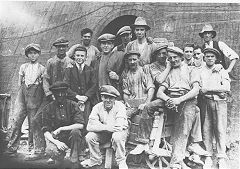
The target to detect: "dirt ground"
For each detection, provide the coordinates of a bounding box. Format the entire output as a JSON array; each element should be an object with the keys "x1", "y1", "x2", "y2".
[{"x1": 0, "y1": 140, "x2": 239, "y2": 169}]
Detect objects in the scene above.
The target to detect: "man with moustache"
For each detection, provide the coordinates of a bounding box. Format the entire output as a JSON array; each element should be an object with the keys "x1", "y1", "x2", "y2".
[
  {"x1": 81, "y1": 85, "x2": 128, "y2": 169},
  {"x1": 126, "y1": 17, "x2": 156, "y2": 66},
  {"x1": 67, "y1": 28, "x2": 99, "y2": 66},
  {"x1": 199, "y1": 24, "x2": 239, "y2": 73}
]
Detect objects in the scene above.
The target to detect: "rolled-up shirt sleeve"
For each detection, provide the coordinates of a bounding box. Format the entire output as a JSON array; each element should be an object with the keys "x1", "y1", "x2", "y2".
[{"x1": 219, "y1": 41, "x2": 239, "y2": 60}]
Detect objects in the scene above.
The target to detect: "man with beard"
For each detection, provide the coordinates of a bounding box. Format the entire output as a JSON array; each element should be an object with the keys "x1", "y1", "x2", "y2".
[
  {"x1": 107, "y1": 26, "x2": 132, "y2": 95},
  {"x1": 199, "y1": 24, "x2": 239, "y2": 73},
  {"x1": 156, "y1": 46, "x2": 202, "y2": 169},
  {"x1": 126, "y1": 17, "x2": 156, "y2": 66},
  {"x1": 81, "y1": 85, "x2": 128, "y2": 169},
  {"x1": 67, "y1": 28, "x2": 99, "y2": 66},
  {"x1": 199, "y1": 48, "x2": 230, "y2": 169}
]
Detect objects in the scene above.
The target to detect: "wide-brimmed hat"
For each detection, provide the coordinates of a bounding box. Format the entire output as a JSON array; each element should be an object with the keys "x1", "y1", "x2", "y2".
[
  {"x1": 25, "y1": 43, "x2": 41, "y2": 56},
  {"x1": 100, "y1": 85, "x2": 120, "y2": 98},
  {"x1": 203, "y1": 48, "x2": 221, "y2": 59},
  {"x1": 53, "y1": 37, "x2": 69, "y2": 47},
  {"x1": 97, "y1": 33, "x2": 115, "y2": 42},
  {"x1": 199, "y1": 24, "x2": 217, "y2": 38},
  {"x1": 131, "y1": 17, "x2": 150, "y2": 31},
  {"x1": 167, "y1": 46, "x2": 184, "y2": 57},
  {"x1": 116, "y1": 26, "x2": 132, "y2": 36}
]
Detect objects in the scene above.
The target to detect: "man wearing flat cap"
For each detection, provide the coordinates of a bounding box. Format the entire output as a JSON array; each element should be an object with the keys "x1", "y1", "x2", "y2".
[
  {"x1": 126, "y1": 16, "x2": 156, "y2": 66},
  {"x1": 156, "y1": 46, "x2": 204, "y2": 169},
  {"x1": 5, "y1": 43, "x2": 45, "y2": 156},
  {"x1": 199, "y1": 24, "x2": 239, "y2": 73},
  {"x1": 106, "y1": 26, "x2": 132, "y2": 94},
  {"x1": 81, "y1": 85, "x2": 129, "y2": 169},
  {"x1": 91, "y1": 33, "x2": 115, "y2": 89},
  {"x1": 67, "y1": 28, "x2": 99, "y2": 66},
  {"x1": 198, "y1": 48, "x2": 231, "y2": 169},
  {"x1": 37, "y1": 81, "x2": 85, "y2": 168}
]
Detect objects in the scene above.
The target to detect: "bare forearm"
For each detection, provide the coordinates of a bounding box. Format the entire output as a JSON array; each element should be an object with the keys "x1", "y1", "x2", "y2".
[
  {"x1": 156, "y1": 66, "x2": 171, "y2": 84},
  {"x1": 226, "y1": 59, "x2": 237, "y2": 73},
  {"x1": 87, "y1": 120, "x2": 108, "y2": 132},
  {"x1": 44, "y1": 131, "x2": 59, "y2": 145},
  {"x1": 146, "y1": 88, "x2": 155, "y2": 103},
  {"x1": 179, "y1": 86, "x2": 199, "y2": 103},
  {"x1": 60, "y1": 123, "x2": 84, "y2": 132}
]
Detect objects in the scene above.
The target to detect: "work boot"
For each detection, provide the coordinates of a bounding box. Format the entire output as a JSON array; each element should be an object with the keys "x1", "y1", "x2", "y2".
[
  {"x1": 80, "y1": 159, "x2": 102, "y2": 168},
  {"x1": 24, "y1": 152, "x2": 46, "y2": 161},
  {"x1": 218, "y1": 158, "x2": 228, "y2": 169},
  {"x1": 188, "y1": 143, "x2": 209, "y2": 156},
  {"x1": 203, "y1": 156, "x2": 213, "y2": 169}
]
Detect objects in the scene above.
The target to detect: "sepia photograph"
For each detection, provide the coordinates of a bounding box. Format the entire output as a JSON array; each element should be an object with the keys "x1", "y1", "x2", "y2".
[{"x1": 0, "y1": 1, "x2": 239, "y2": 169}]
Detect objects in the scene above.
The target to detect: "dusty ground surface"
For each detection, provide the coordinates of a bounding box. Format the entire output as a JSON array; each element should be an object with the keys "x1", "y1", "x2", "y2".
[{"x1": 0, "y1": 139, "x2": 239, "y2": 169}]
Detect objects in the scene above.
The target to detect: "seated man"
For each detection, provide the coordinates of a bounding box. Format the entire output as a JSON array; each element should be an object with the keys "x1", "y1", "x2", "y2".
[
  {"x1": 81, "y1": 85, "x2": 128, "y2": 169},
  {"x1": 156, "y1": 46, "x2": 203, "y2": 169},
  {"x1": 39, "y1": 82, "x2": 85, "y2": 168}
]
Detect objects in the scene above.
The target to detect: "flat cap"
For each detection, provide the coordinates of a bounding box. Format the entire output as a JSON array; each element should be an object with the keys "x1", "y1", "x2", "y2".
[
  {"x1": 154, "y1": 43, "x2": 168, "y2": 54},
  {"x1": 153, "y1": 38, "x2": 168, "y2": 44},
  {"x1": 167, "y1": 46, "x2": 184, "y2": 56},
  {"x1": 203, "y1": 48, "x2": 221, "y2": 58},
  {"x1": 53, "y1": 37, "x2": 69, "y2": 47},
  {"x1": 49, "y1": 81, "x2": 69, "y2": 91},
  {"x1": 116, "y1": 26, "x2": 132, "y2": 36},
  {"x1": 25, "y1": 43, "x2": 41, "y2": 56},
  {"x1": 100, "y1": 85, "x2": 120, "y2": 98},
  {"x1": 124, "y1": 50, "x2": 141, "y2": 58},
  {"x1": 98, "y1": 33, "x2": 115, "y2": 42}
]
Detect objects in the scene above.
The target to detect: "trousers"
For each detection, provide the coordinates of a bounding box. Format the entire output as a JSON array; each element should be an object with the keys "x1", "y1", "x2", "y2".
[
  {"x1": 85, "y1": 130, "x2": 128, "y2": 164},
  {"x1": 7, "y1": 84, "x2": 43, "y2": 151}
]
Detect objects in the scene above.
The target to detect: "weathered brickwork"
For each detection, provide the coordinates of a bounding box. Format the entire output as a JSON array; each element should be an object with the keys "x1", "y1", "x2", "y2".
[{"x1": 0, "y1": 2, "x2": 239, "y2": 144}]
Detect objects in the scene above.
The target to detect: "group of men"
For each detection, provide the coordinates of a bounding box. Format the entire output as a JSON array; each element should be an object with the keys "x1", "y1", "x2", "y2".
[{"x1": 4, "y1": 16, "x2": 239, "y2": 169}]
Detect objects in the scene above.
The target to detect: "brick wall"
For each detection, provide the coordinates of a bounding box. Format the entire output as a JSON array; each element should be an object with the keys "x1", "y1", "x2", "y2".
[{"x1": 0, "y1": 2, "x2": 239, "y2": 144}]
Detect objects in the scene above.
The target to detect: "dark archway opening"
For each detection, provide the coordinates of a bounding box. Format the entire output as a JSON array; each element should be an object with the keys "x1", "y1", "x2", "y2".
[{"x1": 100, "y1": 15, "x2": 137, "y2": 46}]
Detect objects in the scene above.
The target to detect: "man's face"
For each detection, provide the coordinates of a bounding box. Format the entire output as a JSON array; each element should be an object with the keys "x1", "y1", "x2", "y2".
[
  {"x1": 193, "y1": 48, "x2": 204, "y2": 67},
  {"x1": 74, "y1": 50, "x2": 86, "y2": 65},
  {"x1": 101, "y1": 94, "x2": 115, "y2": 110},
  {"x1": 203, "y1": 31, "x2": 213, "y2": 43},
  {"x1": 100, "y1": 41, "x2": 114, "y2": 54},
  {"x1": 204, "y1": 52, "x2": 217, "y2": 67},
  {"x1": 128, "y1": 54, "x2": 140, "y2": 71},
  {"x1": 184, "y1": 46, "x2": 194, "y2": 61},
  {"x1": 120, "y1": 33, "x2": 132, "y2": 45},
  {"x1": 168, "y1": 52, "x2": 182, "y2": 68},
  {"x1": 155, "y1": 48, "x2": 168, "y2": 65},
  {"x1": 56, "y1": 45, "x2": 68, "y2": 59},
  {"x1": 27, "y1": 49, "x2": 40, "y2": 63},
  {"x1": 82, "y1": 33, "x2": 92, "y2": 46},
  {"x1": 54, "y1": 90, "x2": 67, "y2": 103},
  {"x1": 134, "y1": 26, "x2": 146, "y2": 39}
]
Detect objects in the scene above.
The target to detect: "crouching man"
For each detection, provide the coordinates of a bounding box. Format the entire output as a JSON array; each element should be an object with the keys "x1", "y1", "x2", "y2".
[
  {"x1": 39, "y1": 82, "x2": 85, "y2": 168},
  {"x1": 81, "y1": 85, "x2": 129, "y2": 169}
]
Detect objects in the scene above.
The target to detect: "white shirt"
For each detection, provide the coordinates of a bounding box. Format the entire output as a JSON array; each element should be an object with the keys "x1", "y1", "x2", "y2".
[
  {"x1": 19, "y1": 62, "x2": 45, "y2": 86},
  {"x1": 205, "y1": 41, "x2": 239, "y2": 60},
  {"x1": 75, "y1": 62, "x2": 85, "y2": 71}
]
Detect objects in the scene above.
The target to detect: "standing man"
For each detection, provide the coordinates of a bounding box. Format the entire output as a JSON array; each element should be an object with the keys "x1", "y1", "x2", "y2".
[
  {"x1": 199, "y1": 24, "x2": 239, "y2": 73},
  {"x1": 199, "y1": 48, "x2": 231, "y2": 169},
  {"x1": 91, "y1": 33, "x2": 115, "y2": 88},
  {"x1": 156, "y1": 46, "x2": 202, "y2": 169},
  {"x1": 183, "y1": 43, "x2": 195, "y2": 66},
  {"x1": 65, "y1": 46, "x2": 98, "y2": 125},
  {"x1": 81, "y1": 85, "x2": 128, "y2": 169},
  {"x1": 39, "y1": 82, "x2": 85, "y2": 168},
  {"x1": 107, "y1": 26, "x2": 132, "y2": 93},
  {"x1": 67, "y1": 28, "x2": 100, "y2": 66},
  {"x1": 5, "y1": 44, "x2": 45, "y2": 155},
  {"x1": 126, "y1": 17, "x2": 156, "y2": 66}
]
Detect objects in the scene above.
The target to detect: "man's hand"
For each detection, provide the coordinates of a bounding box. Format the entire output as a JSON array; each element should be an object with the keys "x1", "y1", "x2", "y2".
[
  {"x1": 200, "y1": 88, "x2": 208, "y2": 94},
  {"x1": 138, "y1": 103, "x2": 146, "y2": 111},
  {"x1": 53, "y1": 127, "x2": 62, "y2": 136},
  {"x1": 109, "y1": 71, "x2": 119, "y2": 80},
  {"x1": 166, "y1": 60, "x2": 171, "y2": 69},
  {"x1": 55, "y1": 140, "x2": 69, "y2": 151},
  {"x1": 76, "y1": 95, "x2": 88, "y2": 103},
  {"x1": 113, "y1": 126, "x2": 123, "y2": 132},
  {"x1": 212, "y1": 64, "x2": 223, "y2": 73},
  {"x1": 168, "y1": 98, "x2": 182, "y2": 106}
]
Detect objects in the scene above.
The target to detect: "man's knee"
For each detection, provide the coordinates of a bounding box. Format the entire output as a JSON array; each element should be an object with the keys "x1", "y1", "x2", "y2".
[
  {"x1": 85, "y1": 132, "x2": 98, "y2": 143},
  {"x1": 70, "y1": 129, "x2": 82, "y2": 138}
]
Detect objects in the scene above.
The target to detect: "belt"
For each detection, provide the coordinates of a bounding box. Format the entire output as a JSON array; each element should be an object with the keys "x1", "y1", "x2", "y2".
[{"x1": 168, "y1": 90, "x2": 189, "y2": 97}]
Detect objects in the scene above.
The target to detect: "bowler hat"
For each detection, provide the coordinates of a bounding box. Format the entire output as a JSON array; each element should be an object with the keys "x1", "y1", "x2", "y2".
[
  {"x1": 98, "y1": 34, "x2": 115, "y2": 42},
  {"x1": 124, "y1": 50, "x2": 141, "y2": 59},
  {"x1": 100, "y1": 85, "x2": 120, "y2": 98},
  {"x1": 131, "y1": 17, "x2": 150, "y2": 31},
  {"x1": 199, "y1": 24, "x2": 217, "y2": 38},
  {"x1": 53, "y1": 37, "x2": 69, "y2": 47},
  {"x1": 167, "y1": 46, "x2": 184, "y2": 57},
  {"x1": 116, "y1": 26, "x2": 132, "y2": 36},
  {"x1": 25, "y1": 43, "x2": 41, "y2": 56},
  {"x1": 49, "y1": 81, "x2": 69, "y2": 91},
  {"x1": 203, "y1": 48, "x2": 221, "y2": 59}
]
